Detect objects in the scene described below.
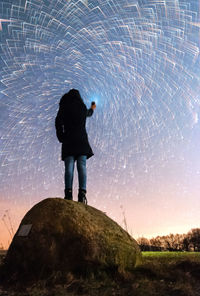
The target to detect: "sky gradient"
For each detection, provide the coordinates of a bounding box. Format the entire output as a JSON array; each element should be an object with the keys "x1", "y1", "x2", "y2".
[{"x1": 0, "y1": 0, "x2": 200, "y2": 249}]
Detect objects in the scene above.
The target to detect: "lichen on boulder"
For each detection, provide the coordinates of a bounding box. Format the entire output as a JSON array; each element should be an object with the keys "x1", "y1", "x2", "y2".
[{"x1": 2, "y1": 198, "x2": 141, "y2": 283}]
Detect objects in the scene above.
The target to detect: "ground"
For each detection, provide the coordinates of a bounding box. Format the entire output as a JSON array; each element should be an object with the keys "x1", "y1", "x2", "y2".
[{"x1": 1, "y1": 251, "x2": 200, "y2": 296}]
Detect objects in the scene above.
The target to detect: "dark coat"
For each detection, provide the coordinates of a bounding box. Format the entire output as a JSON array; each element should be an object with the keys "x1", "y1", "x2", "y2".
[{"x1": 55, "y1": 90, "x2": 94, "y2": 161}]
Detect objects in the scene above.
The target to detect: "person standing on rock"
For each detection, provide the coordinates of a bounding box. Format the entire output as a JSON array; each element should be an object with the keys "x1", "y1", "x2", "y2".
[{"x1": 55, "y1": 89, "x2": 96, "y2": 203}]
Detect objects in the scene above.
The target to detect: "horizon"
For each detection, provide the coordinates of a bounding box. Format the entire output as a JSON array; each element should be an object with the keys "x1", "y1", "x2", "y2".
[{"x1": 0, "y1": 197, "x2": 199, "y2": 250}]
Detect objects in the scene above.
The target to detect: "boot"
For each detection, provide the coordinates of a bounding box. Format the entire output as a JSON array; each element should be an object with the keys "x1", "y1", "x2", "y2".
[
  {"x1": 64, "y1": 189, "x2": 73, "y2": 200},
  {"x1": 78, "y1": 189, "x2": 87, "y2": 204}
]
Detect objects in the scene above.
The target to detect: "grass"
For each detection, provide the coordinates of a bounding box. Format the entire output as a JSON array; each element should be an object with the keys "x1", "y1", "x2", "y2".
[
  {"x1": 142, "y1": 251, "x2": 200, "y2": 260},
  {"x1": 1, "y1": 251, "x2": 200, "y2": 296},
  {"x1": 0, "y1": 251, "x2": 6, "y2": 266},
  {"x1": 134, "y1": 252, "x2": 200, "y2": 296}
]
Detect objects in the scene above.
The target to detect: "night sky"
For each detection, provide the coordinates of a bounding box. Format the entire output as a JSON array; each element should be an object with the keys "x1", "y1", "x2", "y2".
[{"x1": 0, "y1": 0, "x2": 200, "y2": 249}]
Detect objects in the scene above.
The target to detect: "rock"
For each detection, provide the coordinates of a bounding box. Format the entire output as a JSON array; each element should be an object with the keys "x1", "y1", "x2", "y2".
[{"x1": 2, "y1": 198, "x2": 141, "y2": 283}]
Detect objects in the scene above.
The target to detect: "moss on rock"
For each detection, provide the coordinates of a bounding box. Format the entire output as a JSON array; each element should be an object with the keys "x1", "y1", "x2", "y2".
[{"x1": 2, "y1": 198, "x2": 141, "y2": 284}]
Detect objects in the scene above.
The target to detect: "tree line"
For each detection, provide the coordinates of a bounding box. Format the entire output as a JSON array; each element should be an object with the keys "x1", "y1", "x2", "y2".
[{"x1": 137, "y1": 228, "x2": 200, "y2": 251}]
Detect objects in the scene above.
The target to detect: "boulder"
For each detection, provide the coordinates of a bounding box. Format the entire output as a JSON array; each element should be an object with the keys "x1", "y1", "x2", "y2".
[{"x1": 3, "y1": 198, "x2": 141, "y2": 283}]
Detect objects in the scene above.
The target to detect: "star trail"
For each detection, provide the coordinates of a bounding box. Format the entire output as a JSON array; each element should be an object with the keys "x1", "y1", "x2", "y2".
[{"x1": 0, "y1": 0, "x2": 200, "y2": 248}]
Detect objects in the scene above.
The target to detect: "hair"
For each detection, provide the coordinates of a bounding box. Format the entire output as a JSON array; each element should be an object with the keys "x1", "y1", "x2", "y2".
[{"x1": 59, "y1": 89, "x2": 84, "y2": 107}]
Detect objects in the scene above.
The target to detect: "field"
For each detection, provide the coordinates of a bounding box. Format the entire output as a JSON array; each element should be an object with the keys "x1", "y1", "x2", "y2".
[{"x1": 0, "y1": 251, "x2": 200, "y2": 296}]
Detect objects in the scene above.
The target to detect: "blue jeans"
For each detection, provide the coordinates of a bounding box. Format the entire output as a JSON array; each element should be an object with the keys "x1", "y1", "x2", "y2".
[{"x1": 64, "y1": 155, "x2": 87, "y2": 191}]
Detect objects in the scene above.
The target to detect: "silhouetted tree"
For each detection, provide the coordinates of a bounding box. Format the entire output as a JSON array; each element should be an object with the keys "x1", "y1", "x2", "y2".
[
  {"x1": 138, "y1": 228, "x2": 200, "y2": 252},
  {"x1": 183, "y1": 236, "x2": 190, "y2": 251},
  {"x1": 150, "y1": 237, "x2": 163, "y2": 251},
  {"x1": 137, "y1": 237, "x2": 150, "y2": 251},
  {"x1": 188, "y1": 228, "x2": 200, "y2": 251}
]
